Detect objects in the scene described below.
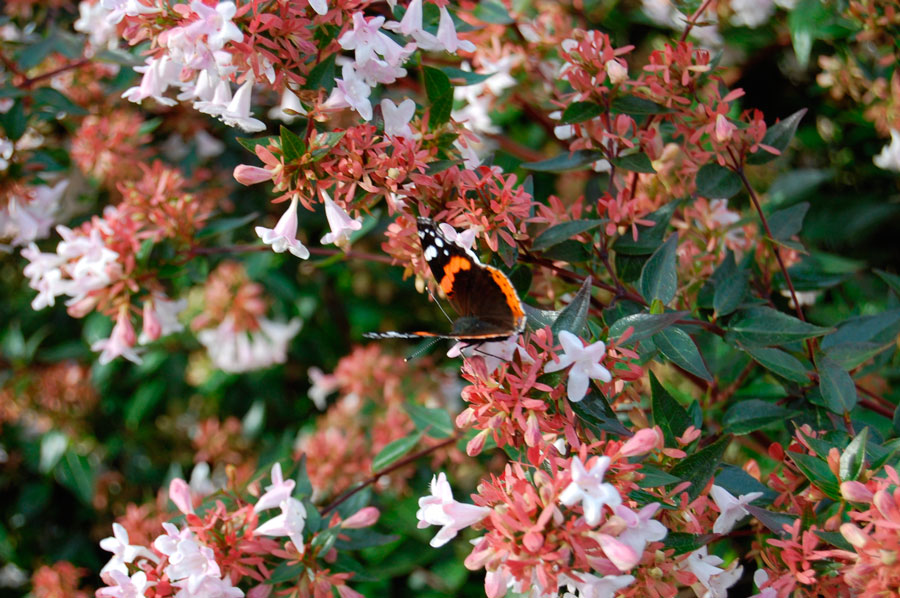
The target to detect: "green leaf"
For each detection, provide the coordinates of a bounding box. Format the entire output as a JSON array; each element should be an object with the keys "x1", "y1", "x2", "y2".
[
  {"x1": 663, "y1": 532, "x2": 713, "y2": 555},
  {"x1": 472, "y1": 0, "x2": 514, "y2": 23},
  {"x1": 650, "y1": 372, "x2": 691, "y2": 447},
  {"x1": 305, "y1": 53, "x2": 337, "y2": 92},
  {"x1": 532, "y1": 220, "x2": 604, "y2": 251},
  {"x1": 739, "y1": 344, "x2": 811, "y2": 383},
  {"x1": 638, "y1": 465, "x2": 682, "y2": 487},
  {"x1": 523, "y1": 150, "x2": 604, "y2": 172},
  {"x1": 280, "y1": 125, "x2": 306, "y2": 162},
  {"x1": 236, "y1": 136, "x2": 275, "y2": 153},
  {"x1": 875, "y1": 269, "x2": 900, "y2": 296},
  {"x1": 745, "y1": 505, "x2": 797, "y2": 536},
  {"x1": 551, "y1": 277, "x2": 592, "y2": 337},
  {"x1": 669, "y1": 435, "x2": 731, "y2": 500},
  {"x1": 788, "y1": 0, "x2": 830, "y2": 67},
  {"x1": 335, "y1": 529, "x2": 399, "y2": 550},
  {"x1": 423, "y1": 66, "x2": 453, "y2": 126},
  {"x1": 54, "y1": 450, "x2": 96, "y2": 506},
  {"x1": 31, "y1": 87, "x2": 88, "y2": 116},
  {"x1": 767, "y1": 202, "x2": 809, "y2": 242},
  {"x1": 571, "y1": 391, "x2": 630, "y2": 437},
  {"x1": 722, "y1": 400, "x2": 802, "y2": 435},
  {"x1": 821, "y1": 309, "x2": 900, "y2": 349},
  {"x1": 295, "y1": 454, "x2": 313, "y2": 498},
  {"x1": 695, "y1": 163, "x2": 742, "y2": 199},
  {"x1": 713, "y1": 268, "x2": 749, "y2": 318},
  {"x1": 609, "y1": 96, "x2": 673, "y2": 116},
  {"x1": 612, "y1": 152, "x2": 656, "y2": 173},
  {"x1": 612, "y1": 200, "x2": 678, "y2": 255},
  {"x1": 125, "y1": 378, "x2": 166, "y2": 429},
  {"x1": 523, "y1": 304, "x2": 560, "y2": 331},
  {"x1": 440, "y1": 66, "x2": 495, "y2": 85},
  {"x1": 839, "y1": 428, "x2": 867, "y2": 482},
  {"x1": 405, "y1": 403, "x2": 454, "y2": 439},
  {"x1": 561, "y1": 101, "x2": 603, "y2": 124},
  {"x1": 816, "y1": 355, "x2": 858, "y2": 413},
  {"x1": 39, "y1": 431, "x2": 68, "y2": 473},
  {"x1": 372, "y1": 431, "x2": 423, "y2": 472},
  {"x1": 266, "y1": 562, "x2": 305, "y2": 584},
  {"x1": 608, "y1": 311, "x2": 687, "y2": 345},
  {"x1": 654, "y1": 327, "x2": 712, "y2": 382},
  {"x1": 748, "y1": 108, "x2": 808, "y2": 164},
  {"x1": 0, "y1": 100, "x2": 27, "y2": 141},
  {"x1": 196, "y1": 212, "x2": 260, "y2": 239},
  {"x1": 789, "y1": 452, "x2": 840, "y2": 499},
  {"x1": 727, "y1": 306, "x2": 833, "y2": 347},
  {"x1": 640, "y1": 234, "x2": 678, "y2": 305}
]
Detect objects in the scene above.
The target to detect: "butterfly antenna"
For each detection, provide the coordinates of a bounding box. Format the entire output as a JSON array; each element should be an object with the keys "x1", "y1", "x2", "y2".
[
  {"x1": 404, "y1": 337, "x2": 442, "y2": 362},
  {"x1": 426, "y1": 286, "x2": 455, "y2": 325},
  {"x1": 471, "y1": 345, "x2": 507, "y2": 363}
]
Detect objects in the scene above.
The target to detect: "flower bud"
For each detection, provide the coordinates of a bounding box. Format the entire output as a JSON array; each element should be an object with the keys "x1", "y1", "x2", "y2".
[
  {"x1": 715, "y1": 114, "x2": 736, "y2": 143},
  {"x1": 233, "y1": 164, "x2": 274, "y2": 185},
  {"x1": 466, "y1": 429, "x2": 489, "y2": 456},
  {"x1": 168, "y1": 477, "x2": 194, "y2": 514},
  {"x1": 840, "y1": 481, "x2": 873, "y2": 503},
  {"x1": 142, "y1": 300, "x2": 162, "y2": 343},
  {"x1": 606, "y1": 60, "x2": 628, "y2": 85},
  {"x1": 342, "y1": 506, "x2": 380, "y2": 529},
  {"x1": 620, "y1": 427, "x2": 663, "y2": 457}
]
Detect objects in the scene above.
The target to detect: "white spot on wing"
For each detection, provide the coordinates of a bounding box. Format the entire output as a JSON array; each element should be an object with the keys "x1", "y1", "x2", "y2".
[
  {"x1": 424, "y1": 245, "x2": 438, "y2": 261},
  {"x1": 434, "y1": 238, "x2": 444, "y2": 247}
]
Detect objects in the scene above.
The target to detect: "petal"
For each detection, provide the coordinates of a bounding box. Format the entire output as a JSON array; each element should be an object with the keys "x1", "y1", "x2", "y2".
[{"x1": 566, "y1": 367, "x2": 590, "y2": 402}]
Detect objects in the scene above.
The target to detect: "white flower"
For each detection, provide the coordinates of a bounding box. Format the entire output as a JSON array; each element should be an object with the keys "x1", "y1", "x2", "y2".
[
  {"x1": 339, "y1": 13, "x2": 410, "y2": 67},
  {"x1": 559, "y1": 456, "x2": 621, "y2": 526},
  {"x1": 320, "y1": 191, "x2": 363, "y2": 249},
  {"x1": 97, "y1": 570, "x2": 154, "y2": 598},
  {"x1": 92, "y1": 309, "x2": 143, "y2": 365},
  {"x1": 709, "y1": 485, "x2": 762, "y2": 534},
  {"x1": 99, "y1": 523, "x2": 159, "y2": 576},
  {"x1": 308, "y1": 366, "x2": 338, "y2": 410},
  {"x1": 186, "y1": 1, "x2": 243, "y2": 51},
  {"x1": 685, "y1": 547, "x2": 743, "y2": 598},
  {"x1": 268, "y1": 88, "x2": 306, "y2": 123},
  {"x1": 730, "y1": 0, "x2": 775, "y2": 28},
  {"x1": 308, "y1": 0, "x2": 327, "y2": 16},
  {"x1": 197, "y1": 317, "x2": 302, "y2": 373},
  {"x1": 436, "y1": 222, "x2": 479, "y2": 252},
  {"x1": 558, "y1": 571, "x2": 635, "y2": 598},
  {"x1": 447, "y1": 335, "x2": 531, "y2": 374},
  {"x1": 0, "y1": 179, "x2": 67, "y2": 246},
  {"x1": 122, "y1": 55, "x2": 181, "y2": 106},
  {"x1": 194, "y1": 78, "x2": 232, "y2": 116},
  {"x1": 254, "y1": 463, "x2": 296, "y2": 512},
  {"x1": 330, "y1": 63, "x2": 373, "y2": 120},
  {"x1": 750, "y1": 569, "x2": 777, "y2": 598},
  {"x1": 219, "y1": 79, "x2": 266, "y2": 132},
  {"x1": 435, "y1": 5, "x2": 475, "y2": 54},
  {"x1": 874, "y1": 129, "x2": 900, "y2": 172},
  {"x1": 380, "y1": 98, "x2": 416, "y2": 139},
  {"x1": 613, "y1": 503, "x2": 667, "y2": 555},
  {"x1": 74, "y1": 0, "x2": 119, "y2": 50},
  {"x1": 139, "y1": 295, "x2": 187, "y2": 344},
  {"x1": 416, "y1": 472, "x2": 490, "y2": 547},
  {"x1": 256, "y1": 195, "x2": 310, "y2": 259},
  {"x1": 254, "y1": 497, "x2": 307, "y2": 552},
  {"x1": 153, "y1": 524, "x2": 222, "y2": 595},
  {"x1": 544, "y1": 330, "x2": 612, "y2": 402}
]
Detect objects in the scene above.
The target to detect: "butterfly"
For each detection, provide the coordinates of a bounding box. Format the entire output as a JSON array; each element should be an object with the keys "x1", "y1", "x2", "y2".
[{"x1": 364, "y1": 218, "x2": 526, "y2": 345}]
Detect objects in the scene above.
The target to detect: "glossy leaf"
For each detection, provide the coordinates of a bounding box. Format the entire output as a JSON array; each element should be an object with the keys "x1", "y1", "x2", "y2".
[
  {"x1": 532, "y1": 220, "x2": 604, "y2": 251},
  {"x1": 739, "y1": 344, "x2": 811, "y2": 383},
  {"x1": 839, "y1": 428, "x2": 867, "y2": 482},
  {"x1": 650, "y1": 372, "x2": 691, "y2": 447},
  {"x1": 653, "y1": 327, "x2": 712, "y2": 381},
  {"x1": 610, "y1": 96, "x2": 673, "y2": 115},
  {"x1": 372, "y1": 431, "x2": 423, "y2": 472},
  {"x1": 304, "y1": 53, "x2": 337, "y2": 92},
  {"x1": 561, "y1": 101, "x2": 603, "y2": 124},
  {"x1": 405, "y1": 403, "x2": 454, "y2": 439},
  {"x1": 696, "y1": 163, "x2": 742, "y2": 199},
  {"x1": 551, "y1": 277, "x2": 592, "y2": 337},
  {"x1": 640, "y1": 234, "x2": 678, "y2": 305},
  {"x1": 727, "y1": 307, "x2": 833, "y2": 347},
  {"x1": 609, "y1": 311, "x2": 687, "y2": 345},
  {"x1": 523, "y1": 150, "x2": 604, "y2": 172},
  {"x1": 669, "y1": 435, "x2": 731, "y2": 500},
  {"x1": 611, "y1": 152, "x2": 656, "y2": 173},
  {"x1": 722, "y1": 400, "x2": 802, "y2": 435},
  {"x1": 816, "y1": 355, "x2": 858, "y2": 413},
  {"x1": 280, "y1": 126, "x2": 306, "y2": 162},
  {"x1": 748, "y1": 108, "x2": 808, "y2": 164},
  {"x1": 713, "y1": 268, "x2": 749, "y2": 317},
  {"x1": 767, "y1": 202, "x2": 809, "y2": 242},
  {"x1": 789, "y1": 452, "x2": 840, "y2": 499}
]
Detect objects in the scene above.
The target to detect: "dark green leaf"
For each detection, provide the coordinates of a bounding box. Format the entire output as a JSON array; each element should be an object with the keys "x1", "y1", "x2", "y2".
[
  {"x1": 612, "y1": 152, "x2": 656, "y2": 173},
  {"x1": 875, "y1": 269, "x2": 900, "y2": 296},
  {"x1": 654, "y1": 327, "x2": 712, "y2": 381},
  {"x1": 816, "y1": 355, "x2": 858, "y2": 413},
  {"x1": 280, "y1": 126, "x2": 306, "y2": 162},
  {"x1": 610, "y1": 96, "x2": 673, "y2": 116},
  {"x1": 650, "y1": 372, "x2": 691, "y2": 447},
  {"x1": 266, "y1": 562, "x2": 305, "y2": 584},
  {"x1": 0, "y1": 100, "x2": 27, "y2": 140},
  {"x1": 18, "y1": 36, "x2": 56, "y2": 70},
  {"x1": 669, "y1": 435, "x2": 731, "y2": 500},
  {"x1": 372, "y1": 431, "x2": 423, "y2": 471},
  {"x1": 815, "y1": 530, "x2": 853, "y2": 551},
  {"x1": 663, "y1": 532, "x2": 713, "y2": 555},
  {"x1": 335, "y1": 529, "x2": 399, "y2": 550},
  {"x1": 571, "y1": 391, "x2": 630, "y2": 436},
  {"x1": 305, "y1": 53, "x2": 337, "y2": 92},
  {"x1": 561, "y1": 101, "x2": 603, "y2": 124},
  {"x1": 551, "y1": 277, "x2": 592, "y2": 337},
  {"x1": 540, "y1": 239, "x2": 590, "y2": 262},
  {"x1": 423, "y1": 66, "x2": 453, "y2": 126},
  {"x1": 739, "y1": 344, "x2": 811, "y2": 383},
  {"x1": 523, "y1": 304, "x2": 560, "y2": 331},
  {"x1": 745, "y1": 505, "x2": 797, "y2": 536},
  {"x1": 532, "y1": 220, "x2": 604, "y2": 251},
  {"x1": 821, "y1": 309, "x2": 900, "y2": 349},
  {"x1": 125, "y1": 378, "x2": 166, "y2": 429},
  {"x1": 196, "y1": 212, "x2": 260, "y2": 239},
  {"x1": 236, "y1": 136, "x2": 275, "y2": 153},
  {"x1": 405, "y1": 403, "x2": 454, "y2": 439},
  {"x1": 748, "y1": 108, "x2": 807, "y2": 164},
  {"x1": 695, "y1": 163, "x2": 742, "y2": 199},
  {"x1": 839, "y1": 428, "x2": 867, "y2": 482},
  {"x1": 767, "y1": 202, "x2": 809, "y2": 242},
  {"x1": 715, "y1": 465, "x2": 772, "y2": 500},
  {"x1": 722, "y1": 400, "x2": 802, "y2": 435},
  {"x1": 54, "y1": 451, "x2": 96, "y2": 506},
  {"x1": 523, "y1": 150, "x2": 604, "y2": 172},
  {"x1": 472, "y1": 0, "x2": 514, "y2": 23},
  {"x1": 440, "y1": 66, "x2": 495, "y2": 85},
  {"x1": 31, "y1": 87, "x2": 88, "y2": 115},
  {"x1": 727, "y1": 306, "x2": 833, "y2": 347},
  {"x1": 295, "y1": 455, "x2": 313, "y2": 498},
  {"x1": 640, "y1": 234, "x2": 678, "y2": 305},
  {"x1": 713, "y1": 269, "x2": 749, "y2": 317},
  {"x1": 608, "y1": 311, "x2": 687, "y2": 345},
  {"x1": 789, "y1": 451, "x2": 840, "y2": 499},
  {"x1": 638, "y1": 465, "x2": 682, "y2": 487}
]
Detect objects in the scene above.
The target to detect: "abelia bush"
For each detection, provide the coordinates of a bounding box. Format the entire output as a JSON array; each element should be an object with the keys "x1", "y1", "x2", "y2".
[{"x1": 1, "y1": 1, "x2": 900, "y2": 598}]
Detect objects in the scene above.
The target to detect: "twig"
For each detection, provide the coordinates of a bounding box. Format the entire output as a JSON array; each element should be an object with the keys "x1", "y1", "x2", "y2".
[
  {"x1": 679, "y1": 0, "x2": 715, "y2": 42},
  {"x1": 321, "y1": 436, "x2": 458, "y2": 516}
]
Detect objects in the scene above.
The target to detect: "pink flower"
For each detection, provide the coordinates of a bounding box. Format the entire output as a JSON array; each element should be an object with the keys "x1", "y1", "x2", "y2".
[
  {"x1": 234, "y1": 164, "x2": 274, "y2": 185},
  {"x1": 121, "y1": 56, "x2": 180, "y2": 106},
  {"x1": 619, "y1": 427, "x2": 663, "y2": 457},
  {"x1": 714, "y1": 113, "x2": 737, "y2": 143},
  {"x1": 96, "y1": 570, "x2": 154, "y2": 598},
  {"x1": 544, "y1": 331, "x2": 612, "y2": 402},
  {"x1": 220, "y1": 79, "x2": 266, "y2": 133},
  {"x1": 99, "y1": 523, "x2": 158, "y2": 576},
  {"x1": 254, "y1": 462, "x2": 296, "y2": 512},
  {"x1": 435, "y1": 5, "x2": 475, "y2": 54},
  {"x1": 612, "y1": 503, "x2": 667, "y2": 555},
  {"x1": 185, "y1": 1, "x2": 242, "y2": 51},
  {"x1": 256, "y1": 195, "x2": 310, "y2": 259},
  {"x1": 559, "y1": 456, "x2": 621, "y2": 526},
  {"x1": 342, "y1": 507, "x2": 380, "y2": 529},
  {"x1": 169, "y1": 478, "x2": 195, "y2": 515},
  {"x1": 331, "y1": 63, "x2": 373, "y2": 121},
  {"x1": 416, "y1": 472, "x2": 490, "y2": 547},
  {"x1": 685, "y1": 546, "x2": 743, "y2": 598},
  {"x1": 339, "y1": 13, "x2": 409, "y2": 67},
  {"x1": 320, "y1": 191, "x2": 363, "y2": 249},
  {"x1": 91, "y1": 308, "x2": 142, "y2": 365}
]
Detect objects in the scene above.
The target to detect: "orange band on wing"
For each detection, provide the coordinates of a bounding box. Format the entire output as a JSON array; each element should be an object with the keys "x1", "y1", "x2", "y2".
[
  {"x1": 488, "y1": 267, "x2": 525, "y2": 321},
  {"x1": 439, "y1": 255, "x2": 472, "y2": 295}
]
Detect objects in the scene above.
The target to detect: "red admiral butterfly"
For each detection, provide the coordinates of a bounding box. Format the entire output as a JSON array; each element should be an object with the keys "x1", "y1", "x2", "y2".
[{"x1": 365, "y1": 217, "x2": 526, "y2": 344}]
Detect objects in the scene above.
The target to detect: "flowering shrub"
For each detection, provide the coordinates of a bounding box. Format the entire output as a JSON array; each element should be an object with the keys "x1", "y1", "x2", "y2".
[{"x1": 1, "y1": 0, "x2": 899, "y2": 597}]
